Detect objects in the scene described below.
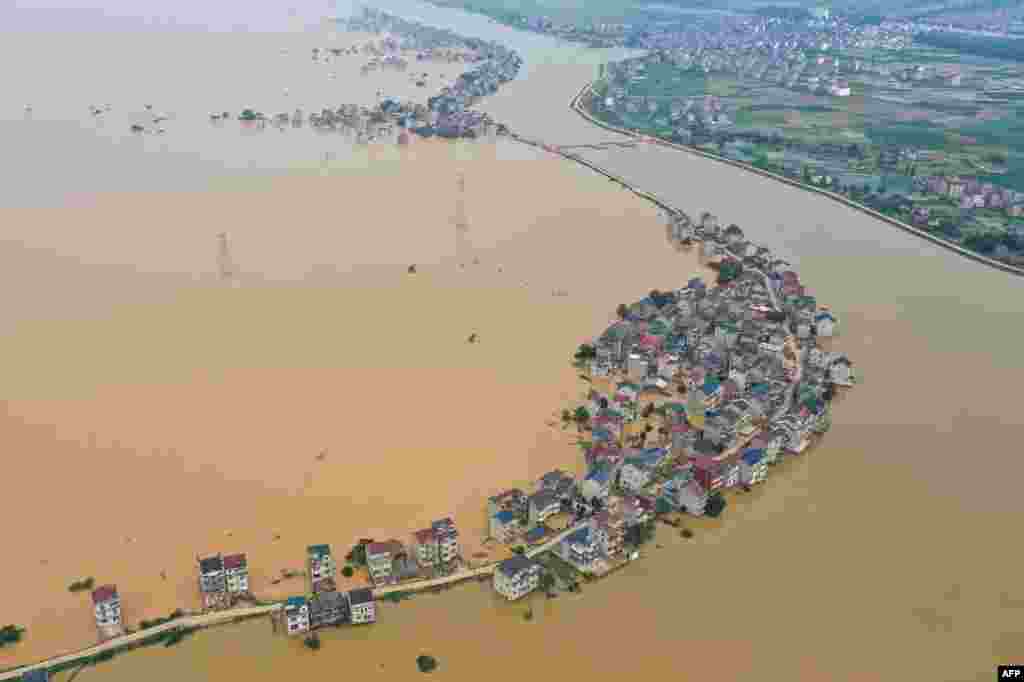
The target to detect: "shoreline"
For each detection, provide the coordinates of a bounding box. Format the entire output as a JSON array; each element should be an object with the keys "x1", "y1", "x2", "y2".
[
  {"x1": 566, "y1": 83, "x2": 1024, "y2": 279},
  {"x1": 3, "y1": 91, "x2": 847, "y2": 681}
]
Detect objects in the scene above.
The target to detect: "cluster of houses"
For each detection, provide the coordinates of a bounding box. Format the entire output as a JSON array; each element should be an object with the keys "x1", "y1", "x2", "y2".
[
  {"x1": 912, "y1": 175, "x2": 1024, "y2": 218},
  {"x1": 282, "y1": 544, "x2": 377, "y2": 637},
  {"x1": 483, "y1": 209, "x2": 856, "y2": 601},
  {"x1": 345, "y1": 7, "x2": 521, "y2": 139},
  {"x1": 197, "y1": 553, "x2": 251, "y2": 610}
]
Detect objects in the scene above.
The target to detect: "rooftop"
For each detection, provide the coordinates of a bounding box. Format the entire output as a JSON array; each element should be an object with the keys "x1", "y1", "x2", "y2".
[
  {"x1": 348, "y1": 588, "x2": 374, "y2": 605},
  {"x1": 307, "y1": 544, "x2": 331, "y2": 558},
  {"x1": 198, "y1": 555, "x2": 223, "y2": 574},
  {"x1": 222, "y1": 553, "x2": 247, "y2": 570},
  {"x1": 496, "y1": 554, "x2": 540, "y2": 578},
  {"x1": 91, "y1": 584, "x2": 118, "y2": 604}
]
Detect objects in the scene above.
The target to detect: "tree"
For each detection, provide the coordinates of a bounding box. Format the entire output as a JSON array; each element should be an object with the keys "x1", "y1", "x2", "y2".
[
  {"x1": 342, "y1": 565, "x2": 354, "y2": 578},
  {"x1": 705, "y1": 492, "x2": 727, "y2": 518},
  {"x1": 0, "y1": 625, "x2": 24, "y2": 647},
  {"x1": 417, "y1": 655, "x2": 439, "y2": 673},
  {"x1": 655, "y1": 497, "x2": 673, "y2": 515},
  {"x1": 539, "y1": 572, "x2": 556, "y2": 594},
  {"x1": 573, "y1": 406, "x2": 591, "y2": 425},
  {"x1": 304, "y1": 634, "x2": 321, "y2": 650},
  {"x1": 616, "y1": 303, "x2": 629, "y2": 320}
]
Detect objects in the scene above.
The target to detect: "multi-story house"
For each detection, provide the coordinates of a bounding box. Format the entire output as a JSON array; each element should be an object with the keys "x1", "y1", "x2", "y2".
[
  {"x1": 307, "y1": 544, "x2": 336, "y2": 594},
  {"x1": 366, "y1": 541, "x2": 399, "y2": 586},
  {"x1": 309, "y1": 591, "x2": 348, "y2": 629},
  {"x1": 284, "y1": 596, "x2": 310, "y2": 636},
  {"x1": 198, "y1": 555, "x2": 228, "y2": 609},
  {"x1": 223, "y1": 553, "x2": 249, "y2": 596},
  {"x1": 580, "y1": 466, "x2": 612, "y2": 503},
  {"x1": 490, "y1": 510, "x2": 521, "y2": 543},
  {"x1": 348, "y1": 588, "x2": 377, "y2": 624},
  {"x1": 91, "y1": 584, "x2": 123, "y2": 638},
  {"x1": 559, "y1": 526, "x2": 600, "y2": 570},
  {"x1": 528, "y1": 488, "x2": 561, "y2": 526},
  {"x1": 432, "y1": 517, "x2": 459, "y2": 566},
  {"x1": 591, "y1": 509, "x2": 625, "y2": 556},
  {"x1": 619, "y1": 457, "x2": 654, "y2": 492},
  {"x1": 487, "y1": 488, "x2": 527, "y2": 518},
  {"x1": 493, "y1": 555, "x2": 542, "y2": 601},
  {"x1": 412, "y1": 527, "x2": 439, "y2": 567},
  {"x1": 739, "y1": 448, "x2": 768, "y2": 486}
]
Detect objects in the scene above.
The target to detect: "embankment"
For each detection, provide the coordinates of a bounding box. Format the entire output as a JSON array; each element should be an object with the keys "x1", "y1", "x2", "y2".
[{"x1": 567, "y1": 83, "x2": 1024, "y2": 278}]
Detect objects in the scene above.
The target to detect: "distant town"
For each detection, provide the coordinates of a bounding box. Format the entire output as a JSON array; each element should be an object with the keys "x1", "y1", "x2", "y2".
[{"x1": 446, "y1": 0, "x2": 1024, "y2": 267}]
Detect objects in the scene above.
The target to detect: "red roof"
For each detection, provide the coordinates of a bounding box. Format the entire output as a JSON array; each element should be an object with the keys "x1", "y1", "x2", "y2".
[
  {"x1": 413, "y1": 528, "x2": 435, "y2": 544},
  {"x1": 92, "y1": 585, "x2": 118, "y2": 604},
  {"x1": 222, "y1": 553, "x2": 247, "y2": 570}
]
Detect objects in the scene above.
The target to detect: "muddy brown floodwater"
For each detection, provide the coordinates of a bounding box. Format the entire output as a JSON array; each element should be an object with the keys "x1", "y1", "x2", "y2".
[{"x1": 2, "y1": 7, "x2": 1023, "y2": 682}]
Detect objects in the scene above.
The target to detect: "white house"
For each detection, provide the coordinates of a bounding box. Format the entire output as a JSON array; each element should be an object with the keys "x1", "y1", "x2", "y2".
[
  {"x1": 829, "y1": 357, "x2": 854, "y2": 386},
  {"x1": 814, "y1": 311, "x2": 837, "y2": 337},
  {"x1": 739, "y1": 449, "x2": 768, "y2": 486},
  {"x1": 223, "y1": 553, "x2": 249, "y2": 595},
  {"x1": 284, "y1": 596, "x2": 310, "y2": 636},
  {"x1": 432, "y1": 517, "x2": 460, "y2": 564},
  {"x1": 627, "y1": 354, "x2": 649, "y2": 382},
  {"x1": 347, "y1": 588, "x2": 376, "y2": 624},
  {"x1": 675, "y1": 480, "x2": 708, "y2": 516},
  {"x1": 559, "y1": 526, "x2": 600, "y2": 570},
  {"x1": 92, "y1": 585, "x2": 124, "y2": 638},
  {"x1": 493, "y1": 555, "x2": 542, "y2": 601},
  {"x1": 490, "y1": 510, "x2": 521, "y2": 542},
  {"x1": 619, "y1": 460, "x2": 654, "y2": 492}
]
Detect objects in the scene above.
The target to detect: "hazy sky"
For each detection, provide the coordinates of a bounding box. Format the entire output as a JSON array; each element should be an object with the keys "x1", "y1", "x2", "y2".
[{"x1": 6, "y1": 0, "x2": 361, "y2": 32}]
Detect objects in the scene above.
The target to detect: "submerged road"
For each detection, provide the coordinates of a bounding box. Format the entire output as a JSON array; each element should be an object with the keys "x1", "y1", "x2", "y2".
[{"x1": 1, "y1": 521, "x2": 588, "y2": 680}]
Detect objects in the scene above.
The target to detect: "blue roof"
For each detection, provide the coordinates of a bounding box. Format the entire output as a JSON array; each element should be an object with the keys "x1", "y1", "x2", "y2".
[
  {"x1": 525, "y1": 527, "x2": 547, "y2": 542},
  {"x1": 592, "y1": 428, "x2": 614, "y2": 442},
  {"x1": 494, "y1": 510, "x2": 515, "y2": 523},
  {"x1": 286, "y1": 596, "x2": 306, "y2": 608},
  {"x1": 20, "y1": 672, "x2": 49, "y2": 682},
  {"x1": 742, "y1": 448, "x2": 764, "y2": 465},
  {"x1": 703, "y1": 377, "x2": 721, "y2": 393},
  {"x1": 585, "y1": 468, "x2": 610, "y2": 484},
  {"x1": 750, "y1": 383, "x2": 770, "y2": 395},
  {"x1": 565, "y1": 526, "x2": 592, "y2": 544},
  {"x1": 814, "y1": 312, "x2": 835, "y2": 321},
  {"x1": 687, "y1": 277, "x2": 706, "y2": 289}
]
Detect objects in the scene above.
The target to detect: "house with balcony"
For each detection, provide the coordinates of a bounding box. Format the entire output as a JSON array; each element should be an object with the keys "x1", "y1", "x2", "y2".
[
  {"x1": 223, "y1": 553, "x2": 249, "y2": 597},
  {"x1": 284, "y1": 596, "x2": 310, "y2": 636},
  {"x1": 307, "y1": 544, "x2": 336, "y2": 594},
  {"x1": 366, "y1": 541, "x2": 400, "y2": 586},
  {"x1": 493, "y1": 555, "x2": 542, "y2": 601},
  {"x1": 490, "y1": 510, "x2": 521, "y2": 543},
  {"x1": 311, "y1": 590, "x2": 349, "y2": 629},
  {"x1": 581, "y1": 465, "x2": 613, "y2": 503},
  {"x1": 91, "y1": 584, "x2": 123, "y2": 639},
  {"x1": 528, "y1": 490, "x2": 561, "y2": 526},
  {"x1": 412, "y1": 527, "x2": 439, "y2": 567},
  {"x1": 559, "y1": 525, "x2": 600, "y2": 570},
  {"x1": 432, "y1": 517, "x2": 460, "y2": 566},
  {"x1": 198, "y1": 554, "x2": 229, "y2": 609},
  {"x1": 740, "y1": 448, "x2": 768, "y2": 486},
  {"x1": 591, "y1": 509, "x2": 625, "y2": 556},
  {"x1": 348, "y1": 588, "x2": 376, "y2": 624}
]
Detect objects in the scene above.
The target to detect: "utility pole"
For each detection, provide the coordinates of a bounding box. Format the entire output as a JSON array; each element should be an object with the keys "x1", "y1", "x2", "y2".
[
  {"x1": 217, "y1": 232, "x2": 238, "y2": 286},
  {"x1": 454, "y1": 172, "x2": 468, "y2": 234}
]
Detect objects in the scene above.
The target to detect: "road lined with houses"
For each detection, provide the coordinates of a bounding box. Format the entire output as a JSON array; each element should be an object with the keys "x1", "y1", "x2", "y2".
[{"x1": 1, "y1": 521, "x2": 589, "y2": 680}]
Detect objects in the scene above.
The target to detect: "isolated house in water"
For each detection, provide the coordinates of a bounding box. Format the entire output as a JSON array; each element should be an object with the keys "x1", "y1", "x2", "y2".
[
  {"x1": 223, "y1": 553, "x2": 249, "y2": 597},
  {"x1": 197, "y1": 555, "x2": 228, "y2": 609},
  {"x1": 91, "y1": 584, "x2": 124, "y2": 639},
  {"x1": 307, "y1": 544, "x2": 336, "y2": 594},
  {"x1": 284, "y1": 596, "x2": 310, "y2": 636}
]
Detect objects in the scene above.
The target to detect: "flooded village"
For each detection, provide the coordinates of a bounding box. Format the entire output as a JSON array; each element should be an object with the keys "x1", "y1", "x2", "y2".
[{"x1": 2, "y1": 185, "x2": 857, "y2": 678}]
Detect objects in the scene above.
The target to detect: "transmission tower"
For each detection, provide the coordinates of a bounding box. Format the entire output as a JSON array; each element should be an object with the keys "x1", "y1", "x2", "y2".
[
  {"x1": 217, "y1": 232, "x2": 237, "y2": 283},
  {"x1": 454, "y1": 173, "x2": 468, "y2": 234}
]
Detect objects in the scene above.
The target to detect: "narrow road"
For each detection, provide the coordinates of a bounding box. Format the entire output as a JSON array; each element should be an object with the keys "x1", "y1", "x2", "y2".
[
  {"x1": 0, "y1": 606, "x2": 279, "y2": 681},
  {"x1": 3, "y1": 522, "x2": 588, "y2": 680}
]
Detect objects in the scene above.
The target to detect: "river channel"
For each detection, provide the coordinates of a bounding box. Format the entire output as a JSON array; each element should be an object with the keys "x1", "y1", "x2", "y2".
[{"x1": 2, "y1": 1, "x2": 1021, "y2": 680}]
